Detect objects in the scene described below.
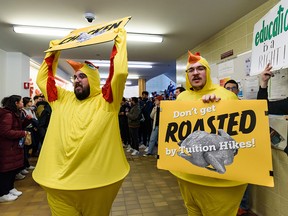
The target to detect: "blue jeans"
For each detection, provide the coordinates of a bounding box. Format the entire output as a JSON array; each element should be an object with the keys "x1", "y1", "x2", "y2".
[
  {"x1": 240, "y1": 185, "x2": 250, "y2": 210},
  {"x1": 147, "y1": 126, "x2": 159, "y2": 154}
]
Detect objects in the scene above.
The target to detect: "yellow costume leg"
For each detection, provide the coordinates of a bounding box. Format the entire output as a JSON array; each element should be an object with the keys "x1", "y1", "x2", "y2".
[
  {"x1": 43, "y1": 180, "x2": 123, "y2": 216},
  {"x1": 177, "y1": 178, "x2": 247, "y2": 216}
]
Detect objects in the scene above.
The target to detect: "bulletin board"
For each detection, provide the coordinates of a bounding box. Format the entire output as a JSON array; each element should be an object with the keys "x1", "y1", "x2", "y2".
[{"x1": 214, "y1": 51, "x2": 288, "y2": 100}]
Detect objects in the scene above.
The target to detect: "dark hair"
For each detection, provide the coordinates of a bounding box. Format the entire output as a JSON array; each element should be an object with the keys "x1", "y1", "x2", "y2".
[
  {"x1": 122, "y1": 97, "x2": 126, "y2": 102},
  {"x1": 142, "y1": 91, "x2": 149, "y2": 96},
  {"x1": 23, "y1": 97, "x2": 32, "y2": 107},
  {"x1": 131, "y1": 97, "x2": 138, "y2": 103},
  {"x1": 176, "y1": 86, "x2": 186, "y2": 93},
  {"x1": 224, "y1": 79, "x2": 238, "y2": 89},
  {"x1": 1, "y1": 95, "x2": 22, "y2": 113},
  {"x1": 33, "y1": 95, "x2": 39, "y2": 101}
]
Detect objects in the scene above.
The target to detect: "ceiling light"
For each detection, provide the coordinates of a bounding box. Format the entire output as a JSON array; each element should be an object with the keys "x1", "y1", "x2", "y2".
[
  {"x1": 101, "y1": 80, "x2": 132, "y2": 85},
  {"x1": 127, "y1": 33, "x2": 163, "y2": 43},
  {"x1": 100, "y1": 74, "x2": 139, "y2": 79},
  {"x1": 13, "y1": 26, "x2": 163, "y2": 43},
  {"x1": 90, "y1": 60, "x2": 152, "y2": 69},
  {"x1": 100, "y1": 80, "x2": 132, "y2": 85},
  {"x1": 13, "y1": 26, "x2": 73, "y2": 37}
]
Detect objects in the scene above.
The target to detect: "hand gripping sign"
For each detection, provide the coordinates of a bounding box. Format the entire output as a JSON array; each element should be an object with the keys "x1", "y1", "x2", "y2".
[{"x1": 46, "y1": 16, "x2": 131, "y2": 52}]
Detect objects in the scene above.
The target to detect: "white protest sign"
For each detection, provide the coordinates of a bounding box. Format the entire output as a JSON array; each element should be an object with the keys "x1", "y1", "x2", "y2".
[{"x1": 251, "y1": 1, "x2": 288, "y2": 75}]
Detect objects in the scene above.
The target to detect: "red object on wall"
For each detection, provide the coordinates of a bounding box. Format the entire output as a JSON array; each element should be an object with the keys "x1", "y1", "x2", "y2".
[{"x1": 23, "y1": 82, "x2": 30, "y2": 89}]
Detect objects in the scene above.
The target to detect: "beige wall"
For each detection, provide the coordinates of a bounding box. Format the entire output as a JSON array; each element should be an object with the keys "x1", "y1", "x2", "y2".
[
  {"x1": 250, "y1": 148, "x2": 288, "y2": 216},
  {"x1": 176, "y1": 1, "x2": 288, "y2": 216}
]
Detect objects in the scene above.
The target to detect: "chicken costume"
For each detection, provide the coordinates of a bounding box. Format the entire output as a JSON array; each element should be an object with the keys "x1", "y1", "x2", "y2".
[
  {"x1": 171, "y1": 52, "x2": 247, "y2": 216},
  {"x1": 33, "y1": 28, "x2": 129, "y2": 215}
]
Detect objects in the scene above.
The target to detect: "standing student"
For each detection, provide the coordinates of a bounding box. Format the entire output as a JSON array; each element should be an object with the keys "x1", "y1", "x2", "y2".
[
  {"x1": 171, "y1": 51, "x2": 247, "y2": 216},
  {"x1": 32, "y1": 28, "x2": 129, "y2": 216},
  {"x1": 139, "y1": 91, "x2": 153, "y2": 148},
  {"x1": 35, "y1": 98, "x2": 52, "y2": 155},
  {"x1": 118, "y1": 97, "x2": 131, "y2": 147},
  {"x1": 126, "y1": 97, "x2": 141, "y2": 156},
  {"x1": 143, "y1": 95, "x2": 163, "y2": 157},
  {"x1": 0, "y1": 95, "x2": 30, "y2": 202},
  {"x1": 21, "y1": 97, "x2": 38, "y2": 169}
]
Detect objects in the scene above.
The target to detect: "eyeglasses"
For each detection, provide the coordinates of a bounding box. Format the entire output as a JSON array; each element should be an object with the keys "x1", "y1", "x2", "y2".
[
  {"x1": 73, "y1": 73, "x2": 87, "y2": 81},
  {"x1": 225, "y1": 87, "x2": 238, "y2": 91},
  {"x1": 186, "y1": 66, "x2": 206, "y2": 73}
]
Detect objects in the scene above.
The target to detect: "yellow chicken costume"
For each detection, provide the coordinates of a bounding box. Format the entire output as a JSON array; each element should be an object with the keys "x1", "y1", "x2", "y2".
[
  {"x1": 32, "y1": 28, "x2": 130, "y2": 215},
  {"x1": 171, "y1": 52, "x2": 247, "y2": 216}
]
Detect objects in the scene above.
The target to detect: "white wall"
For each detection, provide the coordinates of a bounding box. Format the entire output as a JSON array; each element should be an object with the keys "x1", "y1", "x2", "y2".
[
  {"x1": 0, "y1": 49, "x2": 7, "y2": 101},
  {"x1": 123, "y1": 85, "x2": 139, "y2": 99},
  {"x1": 0, "y1": 50, "x2": 30, "y2": 101}
]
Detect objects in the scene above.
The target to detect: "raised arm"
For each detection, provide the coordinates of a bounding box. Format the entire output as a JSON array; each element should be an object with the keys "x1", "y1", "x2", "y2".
[
  {"x1": 102, "y1": 28, "x2": 128, "y2": 107},
  {"x1": 257, "y1": 63, "x2": 273, "y2": 100},
  {"x1": 36, "y1": 40, "x2": 61, "y2": 102}
]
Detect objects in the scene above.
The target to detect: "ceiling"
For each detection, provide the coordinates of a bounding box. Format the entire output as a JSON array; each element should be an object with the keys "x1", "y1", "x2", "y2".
[{"x1": 0, "y1": 0, "x2": 268, "y2": 86}]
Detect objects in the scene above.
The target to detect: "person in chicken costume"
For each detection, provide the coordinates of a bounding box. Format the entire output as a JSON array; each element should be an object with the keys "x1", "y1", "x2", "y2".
[
  {"x1": 171, "y1": 51, "x2": 247, "y2": 216},
  {"x1": 32, "y1": 28, "x2": 130, "y2": 216}
]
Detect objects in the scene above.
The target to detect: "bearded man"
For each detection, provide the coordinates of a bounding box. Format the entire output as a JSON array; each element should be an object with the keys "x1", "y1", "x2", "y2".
[{"x1": 33, "y1": 28, "x2": 129, "y2": 216}]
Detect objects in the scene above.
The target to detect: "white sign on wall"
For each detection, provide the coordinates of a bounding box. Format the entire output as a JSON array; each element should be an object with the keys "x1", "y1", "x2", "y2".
[
  {"x1": 251, "y1": 0, "x2": 288, "y2": 75},
  {"x1": 218, "y1": 59, "x2": 234, "y2": 77}
]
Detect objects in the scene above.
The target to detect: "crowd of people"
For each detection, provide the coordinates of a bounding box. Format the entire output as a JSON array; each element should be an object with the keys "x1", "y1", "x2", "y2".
[{"x1": 120, "y1": 87, "x2": 186, "y2": 158}]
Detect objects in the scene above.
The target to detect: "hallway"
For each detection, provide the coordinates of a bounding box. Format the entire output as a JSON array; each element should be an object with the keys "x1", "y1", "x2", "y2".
[{"x1": 0, "y1": 150, "x2": 187, "y2": 216}]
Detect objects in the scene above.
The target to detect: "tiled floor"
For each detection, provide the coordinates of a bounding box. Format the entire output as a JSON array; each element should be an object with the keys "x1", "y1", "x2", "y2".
[{"x1": 0, "y1": 149, "x2": 187, "y2": 216}]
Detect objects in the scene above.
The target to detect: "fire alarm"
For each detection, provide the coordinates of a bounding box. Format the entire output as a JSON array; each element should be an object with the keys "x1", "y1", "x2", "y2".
[{"x1": 23, "y1": 82, "x2": 30, "y2": 89}]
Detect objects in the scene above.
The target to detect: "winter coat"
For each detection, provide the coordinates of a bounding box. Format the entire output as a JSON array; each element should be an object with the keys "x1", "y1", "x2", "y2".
[
  {"x1": 0, "y1": 108, "x2": 26, "y2": 172},
  {"x1": 36, "y1": 101, "x2": 52, "y2": 142},
  {"x1": 127, "y1": 104, "x2": 141, "y2": 128}
]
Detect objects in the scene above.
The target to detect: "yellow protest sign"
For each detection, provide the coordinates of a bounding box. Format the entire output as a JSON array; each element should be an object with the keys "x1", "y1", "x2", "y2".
[
  {"x1": 157, "y1": 100, "x2": 274, "y2": 187},
  {"x1": 46, "y1": 16, "x2": 131, "y2": 52}
]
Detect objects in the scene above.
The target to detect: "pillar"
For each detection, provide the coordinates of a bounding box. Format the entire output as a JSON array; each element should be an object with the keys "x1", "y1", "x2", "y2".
[{"x1": 138, "y1": 78, "x2": 146, "y2": 96}]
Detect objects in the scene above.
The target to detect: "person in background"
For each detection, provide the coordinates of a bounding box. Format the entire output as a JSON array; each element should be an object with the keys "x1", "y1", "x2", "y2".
[
  {"x1": 257, "y1": 63, "x2": 288, "y2": 115},
  {"x1": 139, "y1": 91, "x2": 153, "y2": 149},
  {"x1": 167, "y1": 81, "x2": 175, "y2": 95},
  {"x1": 126, "y1": 97, "x2": 141, "y2": 156},
  {"x1": 21, "y1": 97, "x2": 38, "y2": 166},
  {"x1": 224, "y1": 79, "x2": 250, "y2": 216},
  {"x1": 175, "y1": 86, "x2": 186, "y2": 98},
  {"x1": 143, "y1": 95, "x2": 163, "y2": 157},
  {"x1": 31, "y1": 95, "x2": 42, "y2": 113},
  {"x1": 172, "y1": 51, "x2": 246, "y2": 216},
  {"x1": 35, "y1": 96, "x2": 52, "y2": 155},
  {"x1": 0, "y1": 95, "x2": 30, "y2": 202},
  {"x1": 224, "y1": 79, "x2": 239, "y2": 97},
  {"x1": 119, "y1": 97, "x2": 131, "y2": 148},
  {"x1": 168, "y1": 92, "x2": 174, "y2": 100},
  {"x1": 32, "y1": 28, "x2": 129, "y2": 215}
]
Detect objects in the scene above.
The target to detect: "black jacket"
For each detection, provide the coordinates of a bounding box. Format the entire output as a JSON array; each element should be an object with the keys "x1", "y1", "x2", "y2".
[{"x1": 257, "y1": 87, "x2": 288, "y2": 115}]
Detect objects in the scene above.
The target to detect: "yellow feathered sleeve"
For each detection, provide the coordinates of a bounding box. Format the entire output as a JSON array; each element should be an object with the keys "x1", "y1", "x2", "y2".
[
  {"x1": 36, "y1": 40, "x2": 61, "y2": 102},
  {"x1": 102, "y1": 28, "x2": 128, "y2": 110}
]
